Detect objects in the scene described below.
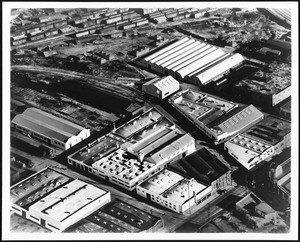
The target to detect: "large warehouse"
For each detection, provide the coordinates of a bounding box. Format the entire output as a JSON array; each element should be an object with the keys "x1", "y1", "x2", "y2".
[
  {"x1": 11, "y1": 107, "x2": 90, "y2": 150},
  {"x1": 139, "y1": 36, "x2": 244, "y2": 86},
  {"x1": 169, "y1": 89, "x2": 264, "y2": 144},
  {"x1": 10, "y1": 167, "x2": 111, "y2": 232},
  {"x1": 224, "y1": 115, "x2": 291, "y2": 170},
  {"x1": 67, "y1": 107, "x2": 196, "y2": 191}
]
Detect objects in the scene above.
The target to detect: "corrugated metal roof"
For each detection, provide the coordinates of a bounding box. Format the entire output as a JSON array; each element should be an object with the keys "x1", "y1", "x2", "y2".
[
  {"x1": 194, "y1": 53, "x2": 244, "y2": 85},
  {"x1": 11, "y1": 108, "x2": 86, "y2": 142}
]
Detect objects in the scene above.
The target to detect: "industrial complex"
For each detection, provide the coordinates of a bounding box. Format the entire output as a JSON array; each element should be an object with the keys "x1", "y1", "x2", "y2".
[
  {"x1": 137, "y1": 147, "x2": 232, "y2": 213},
  {"x1": 139, "y1": 36, "x2": 244, "y2": 86},
  {"x1": 67, "y1": 107, "x2": 196, "y2": 192},
  {"x1": 7, "y1": 6, "x2": 294, "y2": 235},
  {"x1": 169, "y1": 89, "x2": 264, "y2": 144}
]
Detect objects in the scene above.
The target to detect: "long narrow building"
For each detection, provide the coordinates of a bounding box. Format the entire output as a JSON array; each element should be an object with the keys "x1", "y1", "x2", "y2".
[{"x1": 11, "y1": 108, "x2": 90, "y2": 150}]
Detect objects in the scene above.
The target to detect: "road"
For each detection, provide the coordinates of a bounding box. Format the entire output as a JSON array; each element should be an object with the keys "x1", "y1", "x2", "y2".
[{"x1": 11, "y1": 65, "x2": 144, "y2": 102}]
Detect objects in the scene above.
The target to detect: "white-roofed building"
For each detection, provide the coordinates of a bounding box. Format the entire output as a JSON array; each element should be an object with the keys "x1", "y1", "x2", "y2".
[
  {"x1": 224, "y1": 115, "x2": 291, "y2": 170},
  {"x1": 137, "y1": 169, "x2": 212, "y2": 213},
  {"x1": 139, "y1": 36, "x2": 244, "y2": 86},
  {"x1": 142, "y1": 76, "x2": 180, "y2": 99},
  {"x1": 67, "y1": 107, "x2": 196, "y2": 191},
  {"x1": 190, "y1": 53, "x2": 245, "y2": 86},
  {"x1": 10, "y1": 167, "x2": 110, "y2": 232},
  {"x1": 11, "y1": 108, "x2": 90, "y2": 150},
  {"x1": 169, "y1": 89, "x2": 264, "y2": 144}
]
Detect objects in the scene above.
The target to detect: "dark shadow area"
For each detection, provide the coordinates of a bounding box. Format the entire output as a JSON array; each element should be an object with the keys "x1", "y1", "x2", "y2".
[
  {"x1": 217, "y1": 194, "x2": 243, "y2": 211},
  {"x1": 175, "y1": 222, "x2": 200, "y2": 233}
]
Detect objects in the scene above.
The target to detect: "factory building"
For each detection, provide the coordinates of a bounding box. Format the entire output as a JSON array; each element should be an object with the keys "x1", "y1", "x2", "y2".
[
  {"x1": 69, "y1": 199, "x2": 163, "y2": 233},
  {"x1": 224, "y1": 115, "x2": 291, "y2": 170},
  {"x1": 169, "y1": 89, "x2": 264, "y2": 144},
  {"x1": 10, "y1": 167, "x2": 111, "y2": 232},
  {"x1": 142, "y1": 76, "x2": 180, "y2": 99},
  {"x1": 67, "y1": 107, "x2": 196, "y2": 191},
  {"x1": 139, "y1": 36, "x2": 244, "y2": 86},
  {"x1": 138, "y1": 148, "x2": 232, "y2": 213},
  {"x1": 137, "y1": 169, "x2": 211, "y2": 213},
  {"x1": 11, "y1": 108, "x2": 90, "y2": 150}
]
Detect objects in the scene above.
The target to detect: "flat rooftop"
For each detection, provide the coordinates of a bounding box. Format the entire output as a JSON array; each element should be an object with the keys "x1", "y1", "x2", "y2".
[
  {"x1": 70, "y1": 198, "x2": 161, "y2": 233},
  {"x1": 229, "y1": 134, "x2": 272, "y2": 153},
  {"x1": 92, "y1": 149, "x2": 155, "y2": 181},
  {"x1": 11, "y1": 168, "x2": 72, "y2": 209},
  {"x1": 235, "y1": 61, "x2": 291, "y2": 95},
  {"x1": 29, "y1": 179, "x2": 108, "y2": 223},
  {"x1": 170, "y1": 89, "x2": 263, "y2": 137},
  {"x1": 139, "y1": 169, "x2": 209, "y2": 204},
  {"x1": 68, "y1": 107, "x2": 193, "y2": 185},
  {"x1": 99, "y1": 199, "x2": 160, "y2": 231},
  {"x1": 170, "y1": 89, "x2": 238, "y2": 126},
  {"x1": 242, "y1": 115, "x2": 291, "y2": 146},
  {"x1": 68, "y1": 133, "x2": 126, "y2": 165}
]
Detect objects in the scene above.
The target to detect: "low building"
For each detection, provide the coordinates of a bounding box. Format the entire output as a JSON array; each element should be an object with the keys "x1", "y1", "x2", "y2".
[
  {"x1": 10, "y1": 167, "x2": 111, "y2": 232},
  {"x1": 169, "y1": 89, "x2": 264, "y2": 144},
  {"x1": 269, "y1": 149, "x2": 291, "y2": 202},
  {"x1": 42, "y1": 50, "x2": 57, "y2": 58},
  {"x1": 142, "y1": 76, "x2": 180, "y2": 99},
  {"x1": 124, "y1": 103, "x2": 146, "y2": 117},
  {"x1": 11, "y1": 107, "x2": 90, "y2": 150},
  {"x1": 235, "y1": 192, "x2": 285, "y2": 229},
  {"x1": 67, "y1": 107, "x2": 196, "y2": 191},
  {"x1": 224, "y1": 115, "x2": 291, "y2": 170}
]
